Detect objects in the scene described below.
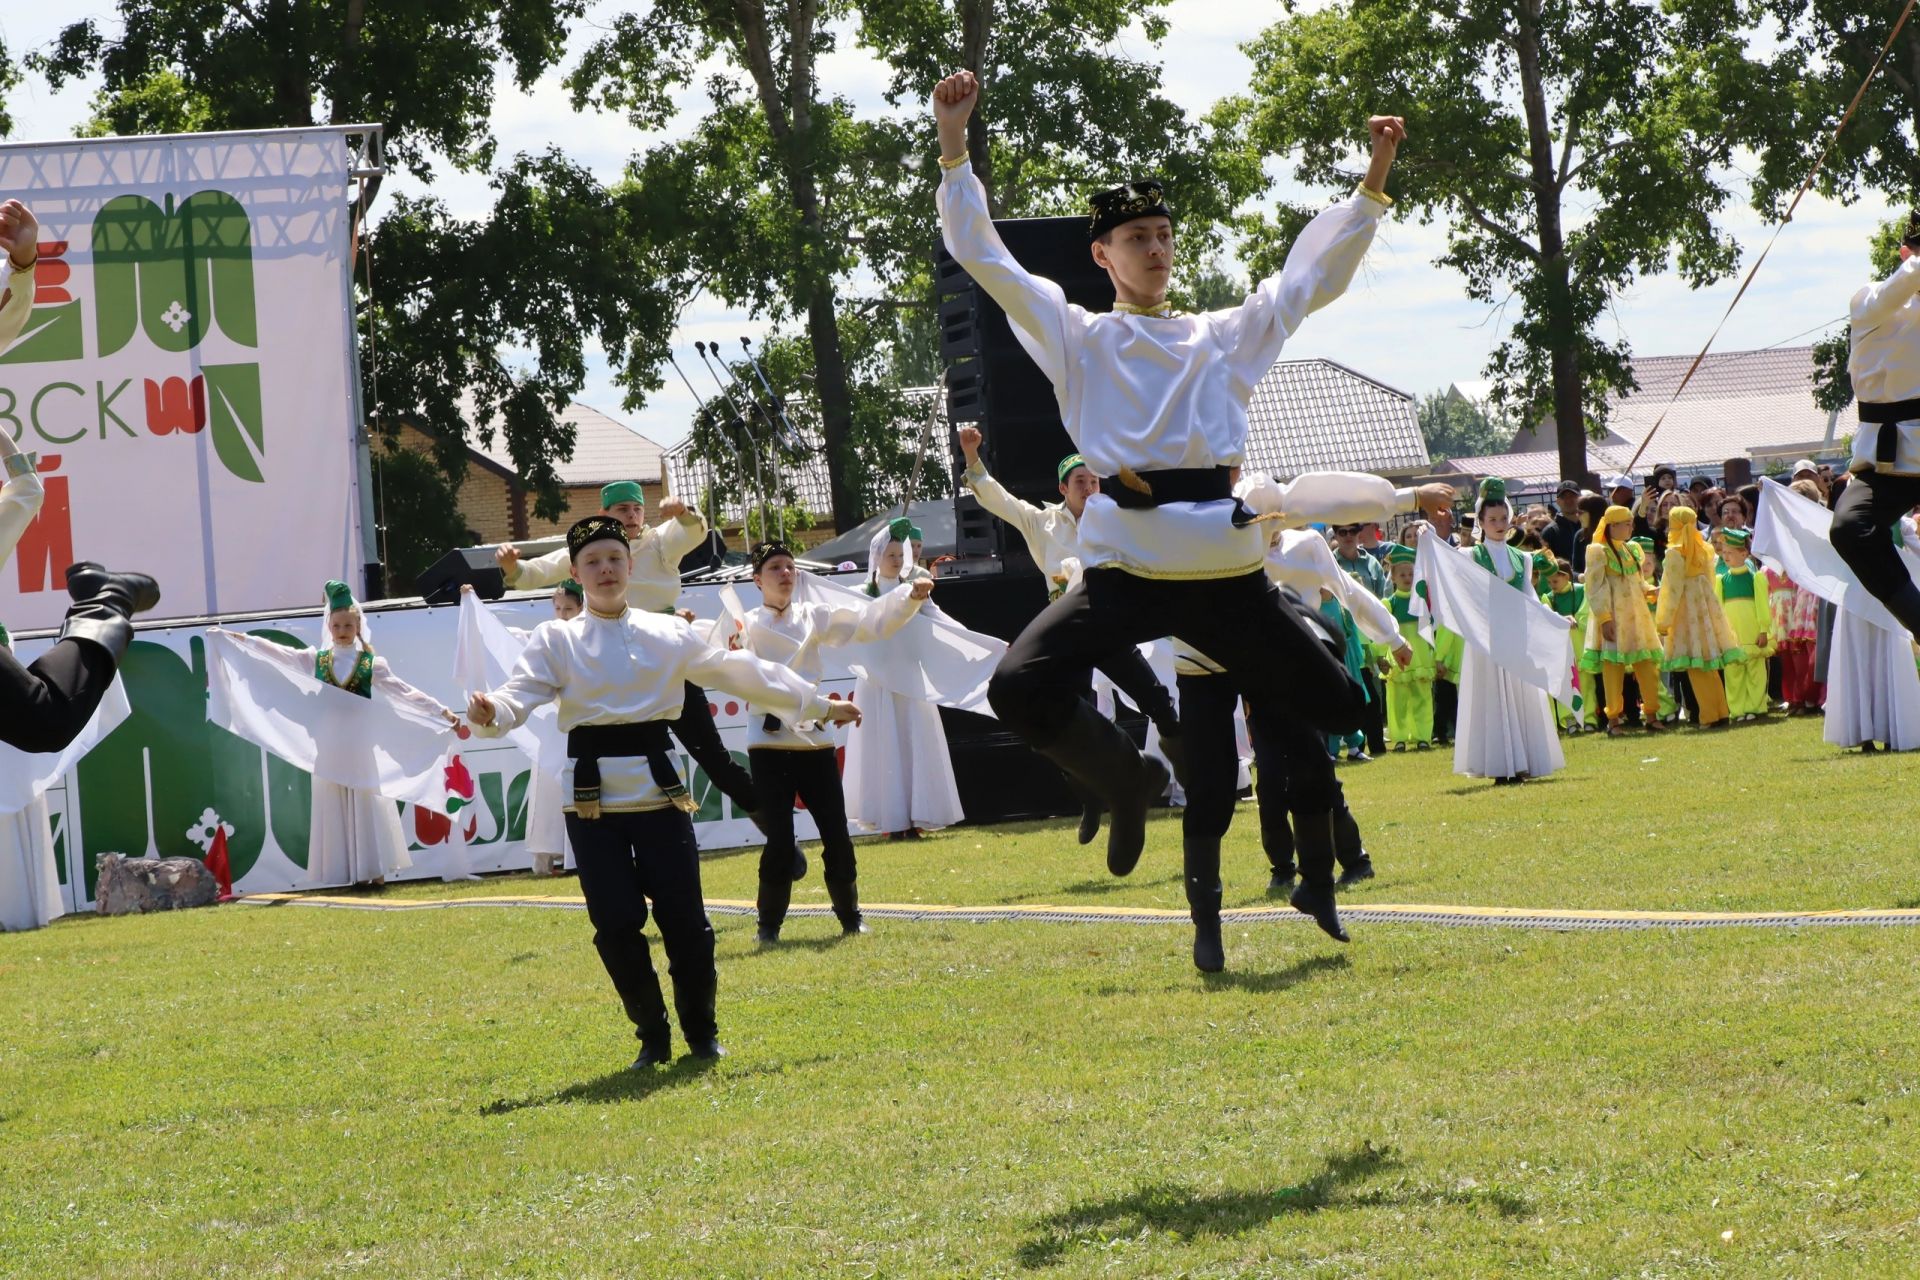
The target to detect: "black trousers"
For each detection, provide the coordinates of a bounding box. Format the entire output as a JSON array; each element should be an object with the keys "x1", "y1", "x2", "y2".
[
  {"x1": 672, "y1": 682, "x2": 759, "y2": 815},
  {"x1": 1832, "y1": 470, "x2": 1920, "y2": 637},
  {"x1": 0, "y1": 638, "x2": 118, "y2": 754},
  {"x1": 1432, "y1": 675, "x2": 1458, "y2": 744},
  {"x1": 990, "y1": 569, "x2": 1361, "y2": 753},
  {"x1": 1095, "y1": 644, "x2": 1180, "y2": 733},
  {"x1": 1359, "y1": 670, "x2": 1387, "y2": 755},
  {"x1": 750, "y1": 746, "x2": 858, "y2": 931},
  {"x1": 566, "y1": 807, "x2": 716, "y2": 1050},
  {"x1": 1178, "y1": 673, "x2": 1364, "y2": 877}
]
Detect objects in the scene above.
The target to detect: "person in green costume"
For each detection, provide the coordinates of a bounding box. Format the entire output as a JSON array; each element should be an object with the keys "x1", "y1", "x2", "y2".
[{"x1": 1377, "y1": 545, "x2": 1436, "y2": 749}]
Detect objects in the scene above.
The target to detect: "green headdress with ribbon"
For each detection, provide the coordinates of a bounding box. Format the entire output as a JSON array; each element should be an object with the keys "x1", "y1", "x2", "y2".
[
  {"x1": 323, "y1": 579, "x2": 355, "y2": 612},
  {"x1": 1476, "y1": 476, "x2": 1508, "y2": 513}
]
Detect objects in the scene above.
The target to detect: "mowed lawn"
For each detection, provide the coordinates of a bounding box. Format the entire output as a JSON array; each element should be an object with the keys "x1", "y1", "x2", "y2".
[{"x1": 5, "y1": 716, "x2": 1920, "y2": 1278}]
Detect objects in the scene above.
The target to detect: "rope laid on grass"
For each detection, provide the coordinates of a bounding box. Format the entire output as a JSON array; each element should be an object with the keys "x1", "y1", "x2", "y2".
[{"x1": 235, "y1": 892, "x2": 1920, "y2": 932}]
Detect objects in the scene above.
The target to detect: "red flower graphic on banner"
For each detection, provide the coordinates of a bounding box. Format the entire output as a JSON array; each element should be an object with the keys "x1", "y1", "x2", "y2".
[
  {"x1": 444, "y1": 755, "x2": 475, "y2": 815},
  {"x1": 144, "y1": 376, "x2": 207, "y2": 435},
  {"x1": 415, "y1": 807, "x2": 451, "y2": 846}
]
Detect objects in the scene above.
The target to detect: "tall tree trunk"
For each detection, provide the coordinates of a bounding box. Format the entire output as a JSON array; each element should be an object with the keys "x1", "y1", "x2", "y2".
[
  {"x1": 1515, "y1": 1, "x2": 1592, "y2": 488},
  {"x1": 960, "y1": 0, "x2": 997, "y2": 215},
  {"x1": 732, "y1": 0, "x2": 863, "y2": 530}
]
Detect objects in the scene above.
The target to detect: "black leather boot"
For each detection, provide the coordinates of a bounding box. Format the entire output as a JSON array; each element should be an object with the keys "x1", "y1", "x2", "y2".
[
  {"x1": 1036, "y1": 701, "x2": 1168, "y2": 877},
  {"x1": 1183, "y1": 834, "x2": 1225, "y2": 973},
  {"x1": 58, "y1": 563, "x2": 160, "y2": 663},
  {"x1": 827, "y1": 877, "x2": 868, "y2": 936},
  {"x1": 1288, "y1": 810, "x2": 1349, "y2": 943},
  {"x1": 1332, "y1": 803, "x2": 1375, "y2": 887},
  {"x1": 756, "y1": 872, "x2": 792, "y2": 943}
]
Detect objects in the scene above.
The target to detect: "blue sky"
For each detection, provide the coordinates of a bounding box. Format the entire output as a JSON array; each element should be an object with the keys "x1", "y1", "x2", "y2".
[{"x1": 4, "y1": 2, "x2": 1894, "y2": 447}]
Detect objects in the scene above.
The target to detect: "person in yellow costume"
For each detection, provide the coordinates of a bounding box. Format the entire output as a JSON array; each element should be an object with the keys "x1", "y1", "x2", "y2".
[
  {"x1": 1714, "y1": 528, "x2": 1775, "y2": 721},
  {"x1": 1654, "y1": 506, "x2": 1741, "y2": 728},
  {"x1": 1583, "y1": 506, "x2": 1667, "y2": 736},
  {"x1": 1376, "y1": 544, "x2": 1436, "y2": 749}
]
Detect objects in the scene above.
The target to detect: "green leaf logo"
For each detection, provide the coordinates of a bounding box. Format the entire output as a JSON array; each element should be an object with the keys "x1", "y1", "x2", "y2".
[
  {"x1": 204, "y1": 362, "x2": 265, "y2": 483},
  {"x1": 94, "y1": 191, "x2": 257, "y2": 357}
]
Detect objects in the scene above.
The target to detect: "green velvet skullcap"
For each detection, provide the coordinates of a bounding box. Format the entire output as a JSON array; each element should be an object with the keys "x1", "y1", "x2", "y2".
[
  {"x1": 559, "y1": 578, "x2": 585, "y2": 599},
  {"x1": 600, "y1": 480, "x2": 644, "y2": 509},
  {"x1": 1386, "y1": 544, "x2": 1417, "y2": 566},
  {"x1": 1057, "y1": 454, "x2": 1088, "y2": 484},
  {"x1": 323, "y1": 579, "x2": 355, "y2": 612},
  {"x1": 1630, "y1": 535, "x2": 1656, "y2": 551},
  {"x1": 887, "y1": 516, "x2": 923, "y2": 543},
  {"x1": 1721, "y1": 527, "x2": 1752, "y2": 548},
  {"x1": 1477, "y1": 476, "x2": 1507, "y2": 508}
]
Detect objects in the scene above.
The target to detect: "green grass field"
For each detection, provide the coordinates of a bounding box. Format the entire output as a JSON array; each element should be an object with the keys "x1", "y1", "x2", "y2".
[{"x1": 6, "y1": 715, "x2": 1920, "y2": 1278}]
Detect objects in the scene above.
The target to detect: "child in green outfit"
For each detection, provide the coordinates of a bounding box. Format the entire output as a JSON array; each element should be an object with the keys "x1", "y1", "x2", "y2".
[{"x1": 1379, "y1": 545, "x2": 1436, "y2": 750}]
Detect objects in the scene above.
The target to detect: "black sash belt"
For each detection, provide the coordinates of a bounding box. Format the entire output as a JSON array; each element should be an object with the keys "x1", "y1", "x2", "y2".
[
  {"x1": 1861, "y1": 399, "x2": 1920, "y2": 468},
  {"x1": 1098, "y1": 466, "x2": 1255, "y2": 526},
  {"x1": 567, "y1": 721, "x2": 692, "y2": 812}
]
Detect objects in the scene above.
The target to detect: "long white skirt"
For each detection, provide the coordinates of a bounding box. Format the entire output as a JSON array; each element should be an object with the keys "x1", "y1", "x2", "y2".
[
  {"x1": 0, "y1": 799, "x2": 62, "y2": 931},
  {"x1": 843, "y1": 679, "x2": 964, "y2": 833},
  {"x1": 308, "y1": 780, "x2": 413, "y2": 886},
  {"x1": 1454, "y1": 648, "x2": 1565, "y2": 779},
  {"x1": 1823, "y1": 610, "x2": 1920, "y2": 750},
  {"x1": 525, "y1": 761, "x2": 574, "y2": 870}
]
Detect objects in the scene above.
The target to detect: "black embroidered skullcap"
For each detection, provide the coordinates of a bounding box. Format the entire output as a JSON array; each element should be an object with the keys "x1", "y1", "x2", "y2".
[
  {"x1": 751, "y1": 540, "x2": 795, "y2": 572},
  {"x1": 567, "y1": 515, "x2": 628, "y2": 559},
  {"x1": 1088, "y1": 178, "x2": 1175, "y2": 243}
]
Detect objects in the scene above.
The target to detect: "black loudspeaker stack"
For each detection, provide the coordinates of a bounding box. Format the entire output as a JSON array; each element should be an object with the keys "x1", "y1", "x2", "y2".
[
  {"x1": 936, "y1": 216, "x2": 1115, "y2": 568},
  {"x1": 415, "y1": 547, "x2": 506, "y2": 605}
]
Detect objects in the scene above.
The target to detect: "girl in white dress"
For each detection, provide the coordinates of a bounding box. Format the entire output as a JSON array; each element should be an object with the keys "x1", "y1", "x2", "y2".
[
  {"x1": 218, "y1": 581, "x2": 459, "y2": 885},
  {"x1": 843, "y1": 519, "x2": 965, "y2": 838},
  {"x1": 1453, "y1": 479, "x2": 1565, "y2": 784},
  {"x1": 1824, "y1": 518, "x2": 1920, "y2": 752}
]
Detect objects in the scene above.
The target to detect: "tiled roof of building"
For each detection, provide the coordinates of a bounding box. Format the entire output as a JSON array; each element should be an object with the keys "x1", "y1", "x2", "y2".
[
  {"x1": 1437, "y1": 446, "x2": 1636, "y2": 488},
  {"x1": 1505, "y1": 345, "x2": 1848, "y2": 473},
  {"x1": 1244, "y1": 359, "x2": 1432, "y2": 479},
  {"x1": 465, "y1": 402, "x2": 667, "y2": 487}
]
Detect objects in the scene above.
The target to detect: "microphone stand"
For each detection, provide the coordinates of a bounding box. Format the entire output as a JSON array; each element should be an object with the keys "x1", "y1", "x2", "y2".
[
  {"x1": 668, "y1": 349, "x2": 746, "y2": 535},
  {"x1": 696, "y1": 341, "x2": 776, "y2": 543}
]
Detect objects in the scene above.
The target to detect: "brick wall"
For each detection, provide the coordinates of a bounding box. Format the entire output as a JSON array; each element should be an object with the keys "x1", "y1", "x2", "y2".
[{"x1": 378, "y1": 425, "x2": 527, "y2": 544}]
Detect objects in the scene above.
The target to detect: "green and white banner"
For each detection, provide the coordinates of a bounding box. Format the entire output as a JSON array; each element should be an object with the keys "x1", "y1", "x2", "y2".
[
  {"x1": 0, "y1": 129, "x2": 362, "y2": 631},
  {"x1": 14, "y1": 587, "x2": 846, "y2": 916}
]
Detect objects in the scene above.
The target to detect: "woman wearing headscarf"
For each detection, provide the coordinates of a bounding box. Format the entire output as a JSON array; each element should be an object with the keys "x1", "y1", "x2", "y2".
[
  {"x1": 1654, "y1": 507, "x2": 1740, "y2": 729},
  {"x1": 1582, "y1": 505, "x2": 1666, "y2": 736},
  {"x1": 843, "y1": 518, "x2": 965, "y2": 838},
  {"x1": 216, "y1": 581, "x2": 459, "y2": 885}
]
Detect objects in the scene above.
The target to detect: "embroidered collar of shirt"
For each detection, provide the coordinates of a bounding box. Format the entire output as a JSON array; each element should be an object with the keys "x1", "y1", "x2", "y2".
[{"x1": 1110, "y1": 299, "x2": 1183, "y2": 319}]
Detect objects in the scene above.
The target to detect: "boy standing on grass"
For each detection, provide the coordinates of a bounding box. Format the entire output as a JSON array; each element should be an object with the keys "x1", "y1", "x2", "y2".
[{"x1": 468, "y1": 518, "x2": 861, "y2": 1069}]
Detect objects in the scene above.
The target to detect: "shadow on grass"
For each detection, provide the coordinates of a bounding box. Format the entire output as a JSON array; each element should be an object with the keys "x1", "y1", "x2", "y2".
[
  {"x1": 1201, "y1": 951, "x2": 1349, "y2": 993},
  {"x1": 1015, "y1": 1141, "x2": 1529, "y2": 1269},
  {"x1": 478, "y1": 1053, "x2": 832, "y2": 1116}
]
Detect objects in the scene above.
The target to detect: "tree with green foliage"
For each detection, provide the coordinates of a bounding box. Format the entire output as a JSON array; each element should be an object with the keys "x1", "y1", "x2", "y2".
[
  {"x1": 1225, "y1": 0, "x2": 1744, "y2": 486},
  {"x1": 1417, "y1": 390, "x2": 1514, "y2": 464},
  {"x1": 571, "y1": 0, "x2": 1257, "y2": 531},
  {"x1": 33, "y1": 0, "x2": 680, "y2": 591}
]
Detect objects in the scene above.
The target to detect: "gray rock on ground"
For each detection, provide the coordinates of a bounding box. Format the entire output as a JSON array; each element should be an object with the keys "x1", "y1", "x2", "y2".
[{"x1": 94, "y1": 854, "x2": 220, "y2": 916}]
